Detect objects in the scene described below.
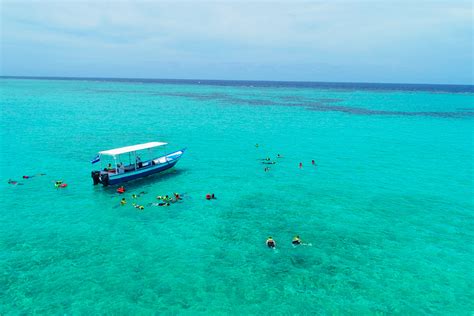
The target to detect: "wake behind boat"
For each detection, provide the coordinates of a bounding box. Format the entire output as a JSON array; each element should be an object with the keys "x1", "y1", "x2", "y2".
[{"x1": 91, "y1": 141, "x2": 185, "y2": 186}]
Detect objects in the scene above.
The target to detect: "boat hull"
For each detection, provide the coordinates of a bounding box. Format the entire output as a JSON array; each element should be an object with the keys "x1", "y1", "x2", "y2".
[{"x1": 107, "y1": 160, "x2": 178, "y2": 185}]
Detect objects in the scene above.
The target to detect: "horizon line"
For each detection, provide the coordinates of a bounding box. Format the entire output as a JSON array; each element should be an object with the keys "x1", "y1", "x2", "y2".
[{"x1": 1, "y1": 75, "x2": 473, "y2": 87}]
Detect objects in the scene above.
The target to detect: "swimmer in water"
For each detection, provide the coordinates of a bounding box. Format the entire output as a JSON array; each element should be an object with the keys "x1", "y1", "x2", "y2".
[
  {"x1": 162, "y1": 195, "x2": 172, "y2": 202},
  {"x1": 22, "y1": 173, "x2": 46, "y2": 179},
  {"x1": 120, "y1": 198, "x2": 127, "y2": 205},
  {"x1": 132, "y1": 203, "x2": 144, "y2": 210},
  {"x1": 206, "y1": 193, "x2": 217, "y2": 200},
  {"x1": 277, "y1": 154, "x2": 283, "y2": 158},
  {"x1": 8, "y1": 179, "x2": 23, "y2": 185},
  {"x1": 266, "y1": 237, "x2": 276, "y2": 248},
  {"x1": 292, "y1": 236, "x2": 301, "y2": 245},
  {"x1": 149, "y1": 202, "x2": 170, "y2": 207}
]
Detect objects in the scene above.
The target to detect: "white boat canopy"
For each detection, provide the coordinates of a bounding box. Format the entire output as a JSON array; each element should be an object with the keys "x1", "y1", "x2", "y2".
[{"x1": 99, "y1": 142, "x2": 168, "y2": 157}]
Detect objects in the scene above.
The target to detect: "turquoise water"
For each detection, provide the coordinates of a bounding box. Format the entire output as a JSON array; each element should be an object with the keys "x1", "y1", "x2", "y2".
[{"x1": 0, "y1": 78, "x2": 473, "y2": 314}]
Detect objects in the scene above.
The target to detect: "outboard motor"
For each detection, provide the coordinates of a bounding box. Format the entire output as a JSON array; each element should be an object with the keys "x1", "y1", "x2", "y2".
[
  {"x1": 91, "y1": 171, "x2": 101, "y2": 185},
  {"x1": 100, "y1": 173, "x2": 109, "y2": 186}
]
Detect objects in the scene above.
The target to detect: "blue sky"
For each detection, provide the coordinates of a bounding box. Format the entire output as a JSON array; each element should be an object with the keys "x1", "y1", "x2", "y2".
[{"x1": 1, "y1": 1, "x2": 472, "y2": 84}]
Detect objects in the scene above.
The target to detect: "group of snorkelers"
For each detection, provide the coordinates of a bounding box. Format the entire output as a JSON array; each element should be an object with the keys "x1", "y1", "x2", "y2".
[
  {"x1": 266, "y1": 235, "x2": 307, "y2": 248},
  {"x1": 299, "y1": 160, "x2": 317, "y2": 168},
  {"x1": 119, "y1": 190, "x2": 220, "y2": 211},
  {"x1": 258, "y1": 154, "x2": 283, "y2": 172},
  {"x1": 119, "y1": 191, "x2": 149, "y2": 210},
  {"x1": 152, "y1": 193, "x2": 182, "y2": 207},
  {"x1": 256, "y1": 144, "x2": 317, "y2": 171},
  {"x1": 121, "y1": 199, "x2": 146, "y2": 210},
  {"x1": 260, "y1": 155, "x2": 317, "y2": 171},
  {"x1": 119, "y1": 191, "x2": 184, "y2": 210},
  {"x1": 7, "y1": 174, "x2": 69, "y2": 189}
]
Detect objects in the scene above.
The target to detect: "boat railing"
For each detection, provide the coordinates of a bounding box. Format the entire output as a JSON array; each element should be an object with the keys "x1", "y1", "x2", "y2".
[{"x1": 108, "y1": 156, "x2": 172, "y2": 177}]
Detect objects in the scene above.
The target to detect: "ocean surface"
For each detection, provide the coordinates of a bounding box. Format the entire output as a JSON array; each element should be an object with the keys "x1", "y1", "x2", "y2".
[{"x1": 0, "y1": 77, "x2": 473, "y2": 314}]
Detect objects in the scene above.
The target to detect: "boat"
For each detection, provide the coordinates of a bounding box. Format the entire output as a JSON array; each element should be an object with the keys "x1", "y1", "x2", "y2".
[{"x1": 91, "y1": 141, "x2": 185, "y2": 186}]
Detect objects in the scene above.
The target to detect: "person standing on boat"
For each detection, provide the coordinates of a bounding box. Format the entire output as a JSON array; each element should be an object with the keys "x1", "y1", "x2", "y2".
[
  {"x1": 117, "y1": 162, "x2": 125, "y2": 174},
  {"x1": 136, "y1": 156, "x2": 142, "y2": 168}
]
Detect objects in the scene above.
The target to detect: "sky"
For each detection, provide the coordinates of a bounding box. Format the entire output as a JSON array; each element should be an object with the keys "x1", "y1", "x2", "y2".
[{"x1": 0, "y1": 0, "x2": 473, "y2": 84}]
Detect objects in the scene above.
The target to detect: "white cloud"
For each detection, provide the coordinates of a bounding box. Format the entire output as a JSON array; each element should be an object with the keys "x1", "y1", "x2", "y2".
[{"x1": 1, "y1": 0, "x2": 472, "y2": 82}]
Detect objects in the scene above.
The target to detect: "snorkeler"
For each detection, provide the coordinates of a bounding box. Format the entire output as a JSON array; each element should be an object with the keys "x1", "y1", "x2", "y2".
[
  {"x1": 54, "y1": 180, "x2": 67, "y2": 188},
  {"x1": 292, "y1": 236, "x2": 312, "y2": 246},
  {"x1": 266, "y1": 237, "x2": 276, "y2": 248},
  {"x1": 206, "y1": 193, "x2": 216, "y2": 200},
  {"x1": 149, "y1": 202, "x2": 170, "y2": 207},
  {"x1": 8, "y1": 179, "x2": 23, "y2": 185},
  {"x1": 292, "y1": 236, "x2": 301, "y2": 245},
  {"x1": 132, "y1": 203, "x2": 144, "y2": 210},
  {"x1": 22, "y1": 173, "x2": 46, "y2": 179}
]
